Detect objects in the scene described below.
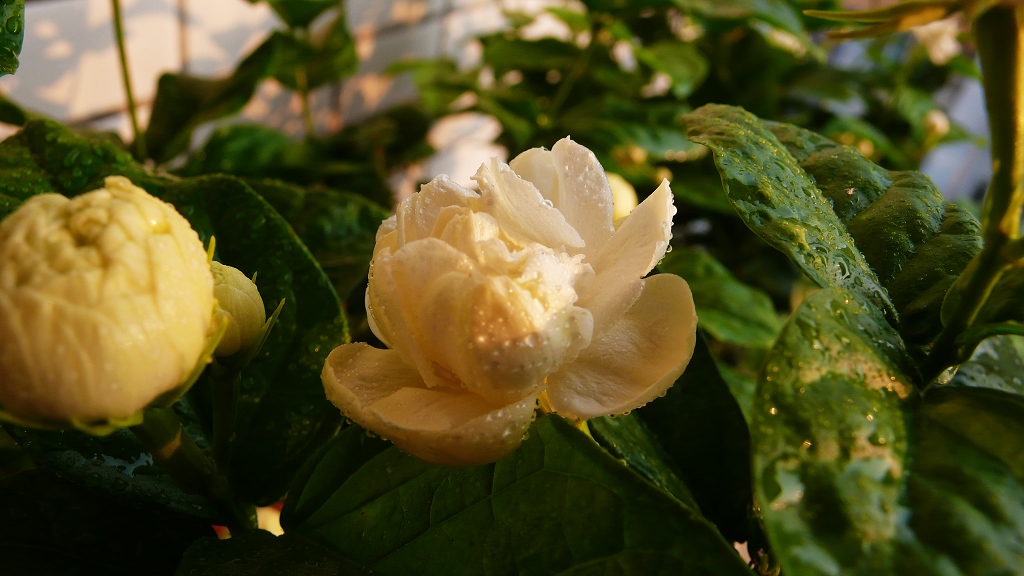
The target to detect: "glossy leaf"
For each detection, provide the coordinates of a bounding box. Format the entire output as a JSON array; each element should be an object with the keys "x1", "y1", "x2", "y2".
[
  {"x1": 752, "y1": 287, "x2": 917, "y2": 574},
  {"x1": 637, "y1": 331, "x2": 752, "y2": 542},
  {"x1": 0, "y1": 120, "x2": 347, "y2": 505},
  {"x1": 159, "y1": 176, "x2": 347, "y2": 505},
  {"x1": 683, "y1": 104, "x2": 895, "y2": 319},
  {"x1": 765, "y1": 118, "x2": 983, "y2": 343},
  {"x1": 247, "y1": 178, "x2": 388, "y2": 301},
  {"x1": 948, "y1": 335, "x2": 1024, "y2": 395},
  {"x1": 0, "y1": 468, "x2": 212, "y2": 576},
  {"x1": 175, "y1": 531, "x2": 370, "y2": 576},
  {"x1": 282, "y1": 416, "x2": 752, "y2": 575},
  {"x1": 660, "y1": 247, "x2": 782, "y2": 348},
  {"x1": 0, "y1": 0, "x2": 23, "y2": 76},
  {"x1": 754, "y1": 285, "x2": 1024, "y2": 574},
  {"x1": 588, "y1": 413, "x2": 699, "y2": 509},
  {"x1": 4, "y1": 422, "x2": 221, "y2": 522}
]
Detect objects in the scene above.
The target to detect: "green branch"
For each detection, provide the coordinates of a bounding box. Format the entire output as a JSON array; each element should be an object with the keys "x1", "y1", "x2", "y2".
[
  {"x1": 924, "y1": 5, "x2": 1024, "y2": 381},
  {"x1": 111, "y1": 0, "x2": 146, "y2": 160}
]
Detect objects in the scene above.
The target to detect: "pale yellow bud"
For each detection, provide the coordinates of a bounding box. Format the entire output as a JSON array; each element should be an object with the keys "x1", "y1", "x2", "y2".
[
  {"x1": 0, "y1": 176, "x2": 214, "y2": 424},
  {"x1": 211, "y1": 261, "x2": 266, "y2": 357}
]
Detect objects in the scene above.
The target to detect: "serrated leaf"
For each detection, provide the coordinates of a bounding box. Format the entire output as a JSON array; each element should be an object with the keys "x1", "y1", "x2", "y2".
[
  {"x1": 0, "y1": 120, "x2": 347, "y2": 506},
  {"x1": 175, "y1": 531, "x2": 370, "y2": 576},
  {"x1": 282, "y1": 416, "x2": 751, "y2": 575},
  {"x1": 0, "y1": 468, "x2": 212, "y2": 576},
  {"x1": 753, "y1": 287, "x2": 1024, "y2": 574},
  {"x1": 683, "y1": 104, "x2": 896, "y2": 319},
  {"x1": 660, "y1": 247, "x2": 783, "y2": 347},
  {"x1": 0, "y1": 0, "x2": 23, "y2": 77},
  {"x1": 637, "y1": 331, "x2": 752, "y2": 542}
]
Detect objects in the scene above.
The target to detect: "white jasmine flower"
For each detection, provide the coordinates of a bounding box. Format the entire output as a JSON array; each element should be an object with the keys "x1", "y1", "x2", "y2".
[
  {"x1": 0, "y1": 176, "x2": 214, "y2": 425},
  {"x1": 322, "y1": 138, "x2": 697, "y2": 465}
]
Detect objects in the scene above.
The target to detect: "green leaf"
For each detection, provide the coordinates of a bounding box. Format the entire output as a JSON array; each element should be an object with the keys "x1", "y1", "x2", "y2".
[
  {"x1": 0, "y1": 468, "x2": 212, "y2": 576},
  {"x1": 159, "y1": 176, "x2": 347, "y2": 504},
  {"x1": 175, "y1": 531, "x2": 371, "y2": 576},
  {"x1": 146, "y1": 35, "x2": 280, "y2": 163},
  {"x1": 904, "y1": 387, "x2": 1024, "y2": 573},
  {"x1": 765, "y1": 117, "x2": 983, "y2": 343},
  {"x1": 0, "y1": 120, "x2": 347, "y2": 505},
  {"x1": 948, "y1": 335, "x2": 1024, "y2": 395},
  {"x1": 247, "y1": 178, "x2": 389, "y2": 301},
  {"x1": 282, "y1": 417, "x2": 752, "y2": 575},
  {"x1": 683, "y1": 104, "x2": 896, "y2": 319},
  {"x1": 0, "y1": 0, "x2": 23, "y2": 76},
  {"x1": 481, "y1": 36, "x2": 581, "y2": 74},
  {"x1": 588, "y1": 413, "x2": 700, "y2": 509},
  {"x1": 251, "y1": 0, "x2": 338, "y2": 29},
  {"x1": 754, "y1": 286, "x2": 1024, "y2": 573},
  {"x1": 660, "y1": 247, "x2": 783, "y2": 348},
  {"x1": 677, "y1": 0, "x2": 811, "y2": 46},
  {"x1": 637, "y1": 331, "x2": 753, "y2": 542},
  {"x1": 179, "y1": 123, "x2": 308, "y2": 180},
  {"x1": 4, "y1": 420, "x2": 222, "y2": 522},
  {"x1": 967, "y1": 266, "x2": 1024, "y2": 325},
  {"x1": 753, "y1": 287, "x2": 917, "y2": 574},
  {"x1": 272, "y1": 11, "x2": 358, "y2": 92},
  {"x1": 635, "y1": 41, "x2": 709, "y2": 98}
]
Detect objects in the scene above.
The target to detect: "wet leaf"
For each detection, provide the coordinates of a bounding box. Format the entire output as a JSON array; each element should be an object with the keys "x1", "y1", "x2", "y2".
[
  {"x1": 753, "y1": 287, "x2": 1024, "y2": 574},
  {"x1": 282, "y1": 416, "x2": 751, "y2": 575},
  {"x1": 0, "y1": 0, "x2": 23, "y2": 77},
  {"x1": 948, "y1": 335, "x2": 1024, "y2": 395},
  {"x1": 683, "y1": 104, "x2": 896, "y2": 319}
]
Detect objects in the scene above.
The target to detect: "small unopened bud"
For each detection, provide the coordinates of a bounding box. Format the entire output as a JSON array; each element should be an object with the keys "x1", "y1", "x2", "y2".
[
  {"x1": 211, "y1": 262, "x2": 266, "y2": 357},
  {"x1": 924, "y1": 109, "x2": 950, "y2": 139}
]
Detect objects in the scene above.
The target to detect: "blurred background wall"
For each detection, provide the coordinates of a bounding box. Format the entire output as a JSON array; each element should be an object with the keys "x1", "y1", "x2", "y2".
[{"x1": 0, "y1": 0, "x2": 992, "y2": 199}]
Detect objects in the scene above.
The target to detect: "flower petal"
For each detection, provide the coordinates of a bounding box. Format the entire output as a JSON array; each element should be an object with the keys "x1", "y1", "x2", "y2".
[
  {"x1": 397, "y1": 175, "x2": 477, "y2": 246},
  {"x1": 322, "y1": 343, "x2": 538, "y2": 466},
  {"x1": 509, "y1": 138, "x2": 615, "y2": 256},
  {"x1": 579, "y1": 178, "x2": 675, "y2": 334},
  {"x1": 547, "y1": 273, "x2": 696, "y2": 420},
  {"x1": 473, "y1": 158, "x2": 585, "y2": 249}
]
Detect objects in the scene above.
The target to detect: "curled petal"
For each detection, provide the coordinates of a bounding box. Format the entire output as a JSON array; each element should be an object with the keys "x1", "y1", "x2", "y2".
[
  {"x1": 322, "y1": 343, "x2": 538, "y2": 466},
  {"x1": 547, "y1": 273, "x2": 697, "y2": 420},
  {"x1": 397, "y1": 175, "x2": 477, "y2": 246},
  {"x1": 509, "y1": 137, "x2": 615, "y2": 256},
  {"x1": 473, "y1": 159, "x2": 585, "y2": 250},
  {"x1": 580, "y1": 179, "x2": 675, "y2": 334}
]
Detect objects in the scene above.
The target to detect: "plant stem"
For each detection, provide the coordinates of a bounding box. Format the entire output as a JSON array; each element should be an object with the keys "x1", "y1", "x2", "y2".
[
  {"x1": 297, "y1": 67, "x2": 315, "y2": 136},
  {"x1": 923, "y1": 6, "x2": 1024, "y2": 381},
  {"x1": 131, "y1": 407, "x2": 255, "y2": 532},
  {"x1": 111, "y1": 0, "x2": 146, "y2": 160},
  {"x1": 209, "y1": 362, "x2": 240, "y2": 472},
  {"x1": 547, "y1": 21, "x2": 601, "y2": 122}
]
